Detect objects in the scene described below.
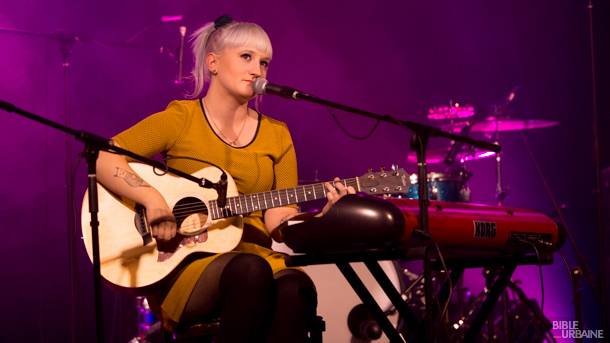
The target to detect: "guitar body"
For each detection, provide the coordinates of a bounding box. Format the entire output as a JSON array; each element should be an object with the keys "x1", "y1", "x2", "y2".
[{"x1": 81, "y1": 163, "x2": 243, "y2": 289}]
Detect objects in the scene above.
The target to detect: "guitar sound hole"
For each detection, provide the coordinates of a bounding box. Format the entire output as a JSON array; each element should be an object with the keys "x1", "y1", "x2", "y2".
[{"x1": 173, "y1": 197, "x2": 208, "y2": 235}]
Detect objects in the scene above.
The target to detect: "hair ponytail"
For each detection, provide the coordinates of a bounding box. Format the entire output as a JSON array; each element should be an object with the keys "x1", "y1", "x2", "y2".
[{"x1": 188, "y1": 22, "x2": 215, "y2": 99}]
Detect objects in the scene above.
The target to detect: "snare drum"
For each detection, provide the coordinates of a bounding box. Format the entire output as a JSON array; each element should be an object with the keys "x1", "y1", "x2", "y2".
[
  {"x1": 405, "y1": 172, "x2": 469, "y2": 202},
  {"x1": 273, "y1": 242, "x2": 403, "y2": 342}
]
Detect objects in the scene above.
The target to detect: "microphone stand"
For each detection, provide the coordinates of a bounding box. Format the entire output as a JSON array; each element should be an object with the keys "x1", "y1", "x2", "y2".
[
  {"x1": 262, "y1": 86, "x2": 500, "y2": 342},
  {"x1": 0, "y1": 27, "x2": 171, "y2": 342},
  {"x1": 0, "y1": 100, "x2": 223, "y2": 343},
  {"x1": 586, "y1": 0, "x2": 608, "y2": 335}
]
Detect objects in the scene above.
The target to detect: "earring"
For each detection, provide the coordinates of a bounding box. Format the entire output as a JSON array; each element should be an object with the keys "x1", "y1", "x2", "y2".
[{"x1": 210, "y1": 70, "x2": 218, "y2": 76}]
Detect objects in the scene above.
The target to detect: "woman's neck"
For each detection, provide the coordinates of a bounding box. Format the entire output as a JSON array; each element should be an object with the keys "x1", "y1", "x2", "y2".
[{"x1": 203, "y1": 86, "x2": 251, "y2": 125}]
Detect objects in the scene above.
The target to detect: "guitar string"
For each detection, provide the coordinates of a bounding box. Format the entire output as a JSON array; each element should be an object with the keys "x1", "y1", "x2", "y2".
[
  {"x1": 166, "y1": 179, "x2": 360, "y2": 214},
  {"x1": 168, "y1": 189, "x2": 323, "y2": 216},
  {"x1": 168, "y1": 185, "x2": 361, "y2": 216},
  {"x1": 145, "y1": 178, "x2": 364, "y2": 232}
]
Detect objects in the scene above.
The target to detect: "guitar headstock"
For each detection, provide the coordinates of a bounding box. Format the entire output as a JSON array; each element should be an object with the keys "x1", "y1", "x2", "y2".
[{"x1": 357, "y1": 167, "x2": 409, "y2": 196}]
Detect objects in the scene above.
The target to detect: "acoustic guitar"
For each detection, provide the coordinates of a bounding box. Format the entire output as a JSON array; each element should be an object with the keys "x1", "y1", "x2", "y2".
[{"x1": 81, "y1": 163, "x2": 407, "y2": 289}]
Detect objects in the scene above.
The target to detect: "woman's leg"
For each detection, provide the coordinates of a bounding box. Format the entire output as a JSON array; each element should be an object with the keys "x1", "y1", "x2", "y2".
[
  {"x1": 181, "y1": 253, "x2": 275, "y2": 343},
  {"x1": 266, "y1": 269, "x2": 318, "y2": 343}
]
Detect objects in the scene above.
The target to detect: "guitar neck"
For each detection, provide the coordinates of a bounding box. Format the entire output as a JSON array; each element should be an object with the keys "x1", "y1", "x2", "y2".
[{"x1": 208, "y1": 178, "x2": 360, "y2": 219}]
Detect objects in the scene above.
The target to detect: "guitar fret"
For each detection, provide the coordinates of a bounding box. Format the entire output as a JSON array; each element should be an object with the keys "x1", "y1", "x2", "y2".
[
  {"x1": 242, "y1": 195, "x2": 248, "y2": 213},
  {"x1": 262, "y1": 191, "x2": 269, "y2": 209},
  {"x1": 214, "y1": 201, "x2": 221, "y2": 219},
  {"x1": 286, "y1": 188, "x2": 296, "y2": 204},
  {"x1": 295, "y1": 187, "x2": 303, "y2": 202},
  {"x1": 247, "y1": 195, "x2": 254, "y2": 212},
  {"x1": 215, "y1": 201, "x2": 221, "y2": 219},
  {"x1": 317, "y1": 184, "x2": 325, "y2": 198},
  {"x1": 230, "y1": 197, "x2": 237, "y2": 216},
  {"x1": 272, "y1": 190, "x2": 280, "y2": 206},
  {"x1": 209, "y1": 201, "x2": 216, "y2": 219},
  {"x1": 239, "y1": 195, "x2": 246, "y2": 214}
]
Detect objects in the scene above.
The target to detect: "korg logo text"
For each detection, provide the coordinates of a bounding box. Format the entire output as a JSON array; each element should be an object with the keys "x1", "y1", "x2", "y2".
[{"x1": 474, "y1": 221, "x2": 497, "y2": 238}]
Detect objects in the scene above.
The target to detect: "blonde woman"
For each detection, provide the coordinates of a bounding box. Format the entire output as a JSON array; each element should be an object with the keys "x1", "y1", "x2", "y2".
[{"x1": 96, "y1": 15, "x2": 354, "y2": 342}]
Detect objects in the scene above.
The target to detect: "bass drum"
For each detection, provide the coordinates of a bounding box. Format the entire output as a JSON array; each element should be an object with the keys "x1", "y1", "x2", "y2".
[{"x1": 273, "y1": 242, "x2": 403, "y2": 342}]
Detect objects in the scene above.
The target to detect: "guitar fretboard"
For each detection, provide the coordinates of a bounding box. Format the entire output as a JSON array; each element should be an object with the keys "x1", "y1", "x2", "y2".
[{"x1": 208, "y1": 178, "x2": 360, "y2": 219}]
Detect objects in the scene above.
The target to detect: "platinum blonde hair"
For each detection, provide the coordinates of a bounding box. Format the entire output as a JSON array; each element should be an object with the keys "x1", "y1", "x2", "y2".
[{"x1": 189, "y1": 20, "x2": 273, "y2": 99}]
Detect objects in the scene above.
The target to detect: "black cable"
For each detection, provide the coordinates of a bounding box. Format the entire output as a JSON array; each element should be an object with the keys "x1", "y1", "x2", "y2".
[
  {"x1": 329, "y1": 110, "x2": 381, "y2": 140},
  {"x1": 165, "y1": 154, "x2": 225, "y2": 173},
  {"x1": 517, "y1": 238, "x2": 545, "y2": 313}
]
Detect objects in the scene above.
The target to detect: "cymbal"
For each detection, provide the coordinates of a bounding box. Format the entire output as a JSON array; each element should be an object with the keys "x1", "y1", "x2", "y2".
[
  {"x1": 407, "y1": 146, "x2": 496, "y2": 164},
  {"x1": 443, "y1": 117, "x2": 559, "y2": 133},
  {"x1": 427, "y1": 103, "x2": 475, "y2": 120}
]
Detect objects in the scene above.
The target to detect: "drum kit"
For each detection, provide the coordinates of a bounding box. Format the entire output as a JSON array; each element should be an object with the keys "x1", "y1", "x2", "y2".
[{"x1": 284, "y1": 101, "x2": 560, "y2": 342}]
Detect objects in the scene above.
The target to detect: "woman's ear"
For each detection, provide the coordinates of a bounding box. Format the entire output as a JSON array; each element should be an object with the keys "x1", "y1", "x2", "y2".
[{"x1": 206, "y1": 52, "x2": 218, "y2": 75}]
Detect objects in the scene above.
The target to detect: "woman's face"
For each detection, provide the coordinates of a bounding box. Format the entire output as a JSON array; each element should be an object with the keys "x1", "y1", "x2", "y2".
[{"x1": 210, "y1": 45, "x2": 271, "y2": 101}]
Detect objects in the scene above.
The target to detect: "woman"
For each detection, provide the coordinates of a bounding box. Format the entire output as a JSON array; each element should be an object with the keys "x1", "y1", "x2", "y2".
[{"x1": 96, "y1": 15, "x2": 354, "y2": 342}]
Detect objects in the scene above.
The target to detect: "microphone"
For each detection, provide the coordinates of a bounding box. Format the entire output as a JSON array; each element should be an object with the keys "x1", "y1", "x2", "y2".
[
  {"x1": 347, "y1": 304, "x2": 383, "y2": 340},
  {"x1": 252, "y1": 78, "x2": 305, "y2": 99}
]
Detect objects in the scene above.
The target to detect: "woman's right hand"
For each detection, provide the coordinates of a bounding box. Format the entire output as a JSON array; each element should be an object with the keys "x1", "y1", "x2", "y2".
[{"x1": 145, "y1": 197, "x2": 177, "y2": 241}]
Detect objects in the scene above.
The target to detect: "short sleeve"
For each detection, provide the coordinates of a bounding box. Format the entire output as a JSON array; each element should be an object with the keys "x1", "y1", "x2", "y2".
[
  {"x1": 112, "y1": 101, "x2": 189, "y2": 158},
  {"x1": 273, "y1": 123, "x2": 298, "y2": 190}
]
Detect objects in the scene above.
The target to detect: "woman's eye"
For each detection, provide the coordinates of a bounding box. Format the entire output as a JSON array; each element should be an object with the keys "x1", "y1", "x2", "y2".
[
  {"x1": 241, "y1": 53, "x2": 252, "y2": 61},
  {"x1": 260, "y1": 61, "x2": 269, "y2": 68}
]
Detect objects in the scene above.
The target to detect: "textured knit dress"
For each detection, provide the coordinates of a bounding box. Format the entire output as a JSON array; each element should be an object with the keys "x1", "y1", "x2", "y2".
[{"x1": 113, "y1": 99, "x2": 298, "y2": 328}]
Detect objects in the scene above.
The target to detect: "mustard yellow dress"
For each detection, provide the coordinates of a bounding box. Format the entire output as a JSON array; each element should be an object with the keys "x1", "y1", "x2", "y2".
[{"x1": 113, "y1": 99, "x2": 298, "y2": 329}]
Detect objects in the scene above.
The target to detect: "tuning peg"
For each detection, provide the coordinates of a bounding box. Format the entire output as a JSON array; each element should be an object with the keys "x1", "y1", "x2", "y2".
[
  {"x1": 379, "y1": 167, "x2": 387, "y2": 177},
  {"x1": 391, "y1": 164, "x2": 402, "y2": 175}
]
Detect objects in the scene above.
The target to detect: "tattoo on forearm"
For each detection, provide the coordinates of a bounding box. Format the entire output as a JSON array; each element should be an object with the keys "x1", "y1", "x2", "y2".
[{"x1": 114, "y1": 167, "x2": 151, "y2": 188}]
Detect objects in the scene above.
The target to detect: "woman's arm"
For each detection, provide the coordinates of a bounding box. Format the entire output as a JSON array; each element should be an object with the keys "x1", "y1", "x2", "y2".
[{"x1": 96, "y1": 150, "x2": 176, "y2": 240}]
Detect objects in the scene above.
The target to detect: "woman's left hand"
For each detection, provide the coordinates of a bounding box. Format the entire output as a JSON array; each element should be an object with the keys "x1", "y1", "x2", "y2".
[{"x1": 317, "y1": 177, "x2": 356, "y2": 217}]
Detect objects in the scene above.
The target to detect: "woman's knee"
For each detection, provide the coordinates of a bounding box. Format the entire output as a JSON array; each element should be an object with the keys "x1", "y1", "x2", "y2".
[{"x1": 220, "y1": 253, "x2": 274, "y2": 290}]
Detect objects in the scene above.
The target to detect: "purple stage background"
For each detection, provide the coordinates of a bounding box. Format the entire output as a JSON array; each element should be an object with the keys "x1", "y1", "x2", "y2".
[{"x1": 1, "y1": 1, "x2": 608, "y2": 341}]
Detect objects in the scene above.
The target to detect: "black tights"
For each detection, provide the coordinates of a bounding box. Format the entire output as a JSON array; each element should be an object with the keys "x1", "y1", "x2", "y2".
[{"x1": 180, "y1": 253, "x2": 317, "y2": 343}]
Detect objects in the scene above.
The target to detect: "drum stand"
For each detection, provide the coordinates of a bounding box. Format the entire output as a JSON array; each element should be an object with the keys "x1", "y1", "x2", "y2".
[{"x1": 407, "y1": 248, "x2": 556, "y2": 343}]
